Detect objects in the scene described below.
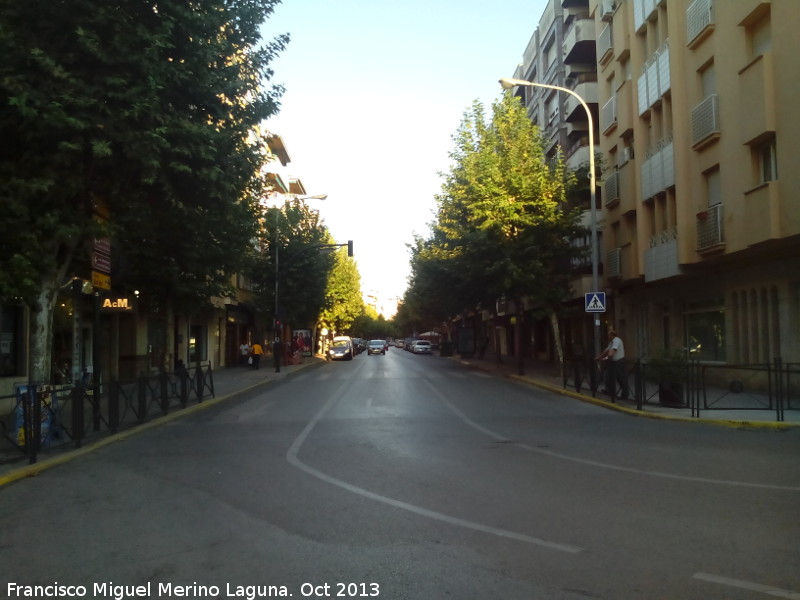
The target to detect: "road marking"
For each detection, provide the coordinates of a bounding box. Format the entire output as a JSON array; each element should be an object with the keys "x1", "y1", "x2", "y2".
[
  {"x1": 426, "y1": 381, "x2": 800, "y2": 492},
  {"x1": 692, "y1": 573, "x2": 800, "y2": 599},
  {"x1": 286, "y1": 380, "x2": 583, "y2": 554}
]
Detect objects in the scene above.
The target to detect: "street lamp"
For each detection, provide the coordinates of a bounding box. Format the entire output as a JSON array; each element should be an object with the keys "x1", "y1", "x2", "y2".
[
  {"x1": 499, "y1": 77, "x2": 601, "y2": 358},
  {"x1": 273, "y1": 194, "x2": 327, "y2": 372}
]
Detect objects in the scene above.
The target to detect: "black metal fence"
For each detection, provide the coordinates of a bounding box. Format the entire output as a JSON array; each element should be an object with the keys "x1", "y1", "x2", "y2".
[
  {"x1": 0, "y1": 362, "x2": 214, "y2": 465},
  {"x1": 564, "y1": 357, "x2": 798, "y2": 422}
]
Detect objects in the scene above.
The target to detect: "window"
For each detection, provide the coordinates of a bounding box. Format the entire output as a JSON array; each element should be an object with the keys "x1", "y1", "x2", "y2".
[
  {"x1": 748, "y1": 12, "x2": 771, "y2": 58},
  {"x1": 686, "y1": 309, "x2": 726, "y2": 361},
  {"x1": 0, "y1": 305, "x2": 24, "y2": 377},
  {"x1": 705, "y1": 166, "x2": 721, "y2": 207},
  {"x1": 757, "y1": 137, "x2": 778, "y2": 183}
]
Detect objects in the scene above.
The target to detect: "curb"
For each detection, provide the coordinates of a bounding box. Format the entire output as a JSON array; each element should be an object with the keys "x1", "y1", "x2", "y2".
[
  {"x1": 456, "y1": 358, "x2": 797, "y2": 431},
  {"x1": 0, "y1": 360, "x2": 326, "y2": 488}
]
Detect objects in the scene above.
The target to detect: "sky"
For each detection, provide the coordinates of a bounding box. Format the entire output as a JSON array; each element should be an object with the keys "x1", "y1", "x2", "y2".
[{"x1": 260, "y1": 0, "x2": 548, "y2": 310}]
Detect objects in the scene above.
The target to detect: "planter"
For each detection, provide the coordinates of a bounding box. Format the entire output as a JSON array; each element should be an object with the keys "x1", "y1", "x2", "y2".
[{"x1": 658, "y1": 382, "x2": 684, "y2": 407}]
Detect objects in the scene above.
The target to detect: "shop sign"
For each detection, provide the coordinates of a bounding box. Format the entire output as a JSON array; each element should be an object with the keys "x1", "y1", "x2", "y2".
[
  {"x1": 92, "y1": 271, "x2": 111, "y2": 291},
  {"x1": 101, "y1": 297, "x2": 134, "y2": 311}
]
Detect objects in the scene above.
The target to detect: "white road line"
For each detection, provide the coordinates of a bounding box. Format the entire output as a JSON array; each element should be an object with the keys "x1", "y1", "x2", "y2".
[
  {"x1": 425, "y1": 380, "x2": 800, "y2": 492},
  {"x1": 285, "y1": 380, "x2": 583, "y2": 554},
  {"x1": 692, "y1": 573, "x2": 800, "y2": 599}
]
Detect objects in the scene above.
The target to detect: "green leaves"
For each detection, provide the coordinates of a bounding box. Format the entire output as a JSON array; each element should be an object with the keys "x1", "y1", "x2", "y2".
[{"x1": 407, "y1": 92, "x2": 587, "y2": 323}]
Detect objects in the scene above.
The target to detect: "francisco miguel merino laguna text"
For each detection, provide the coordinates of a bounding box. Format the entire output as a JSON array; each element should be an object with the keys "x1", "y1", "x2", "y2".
[{"x1": 6, "y1": 582, "x2": 298, "y2": 599}]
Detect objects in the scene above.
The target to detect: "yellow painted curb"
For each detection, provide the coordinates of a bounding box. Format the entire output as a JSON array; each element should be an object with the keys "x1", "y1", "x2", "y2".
[
  {"x1": 0, "y1": 380, "x2": 272, "y2": 488},
  {"x1": 453, "y1": 358, "x2": 796, "y2": 431}
]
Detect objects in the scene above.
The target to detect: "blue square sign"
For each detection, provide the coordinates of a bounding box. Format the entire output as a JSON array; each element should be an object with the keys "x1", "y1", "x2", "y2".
[{"x1": 585, "y1": 292, "x2": 606, "y2": 313}]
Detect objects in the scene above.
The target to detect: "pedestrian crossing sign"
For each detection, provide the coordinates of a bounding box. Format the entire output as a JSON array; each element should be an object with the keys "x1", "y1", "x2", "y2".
[{"x1": 585, "y1": 292, "x2": 606, "y2": 313}]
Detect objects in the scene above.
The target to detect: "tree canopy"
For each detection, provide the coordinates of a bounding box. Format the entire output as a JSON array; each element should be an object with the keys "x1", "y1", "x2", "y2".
[
  {"x1": 404, "y1": 93, "x2": 586, "y2": 331},
  {"x1": 0, "y1": 0, "x2": 288, "y2": 380}
]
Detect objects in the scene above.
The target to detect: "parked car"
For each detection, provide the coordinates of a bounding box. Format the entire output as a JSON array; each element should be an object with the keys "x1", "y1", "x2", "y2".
[
  {"x1": 367, "y1": 339, "x2": 386, "y2": 355},
  {"x1": 328, "y1": 336, "x2": 354, "y2": 361},
  {"x1": 351, "y1": 338, "x2": 365, "y2": 354},
  {"x1": 395, "y1": 339, "x2": 405, "y2": 349},
  {"x1": 412, "y1": 340, "x2": 432, "y2": 354}
]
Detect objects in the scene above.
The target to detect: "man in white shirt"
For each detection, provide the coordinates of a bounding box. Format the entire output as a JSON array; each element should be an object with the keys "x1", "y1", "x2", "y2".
[
  {"x1": 239, "y1": 341, "x2": 251, "y2": 367},
  {"x1": 596, "y1": 329, "x2": 630, "y2": 399}
]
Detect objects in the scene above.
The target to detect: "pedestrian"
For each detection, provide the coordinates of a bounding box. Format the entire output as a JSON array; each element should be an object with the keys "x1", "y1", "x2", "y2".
[
  {"x1": 239, "y1": 340, "x2": 251, "y2": 367},
  {"x1": 250, "y1": 341, "x2": 264, "y2": 369},
  {"x1": 596, "y1": 329, "x2": 630, "y2": 399}
]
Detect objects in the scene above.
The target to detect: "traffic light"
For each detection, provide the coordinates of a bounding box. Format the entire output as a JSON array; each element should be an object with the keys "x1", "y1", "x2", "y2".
[{"x1": 347, "y1": 240, "x2": 354, "y2": 257}]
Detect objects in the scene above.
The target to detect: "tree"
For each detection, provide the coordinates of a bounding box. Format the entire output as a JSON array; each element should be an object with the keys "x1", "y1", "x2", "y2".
[
  {"x1": 318, "y1": 249, "x2": 363, "y2": 337},
  {"x1": 417, "y1": 93, "x2": 586, "y2": 367},
  {"x1": 0, "y1": 0, "x2": 288, "y2": 382},
  {"x1": 248, "y1": 198, "x2": 334, "y2": 331}
]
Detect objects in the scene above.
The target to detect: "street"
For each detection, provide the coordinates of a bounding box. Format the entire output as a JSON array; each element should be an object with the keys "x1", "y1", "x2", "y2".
[{"x1": 2, "y1": 349, "x2": 799, "y2": 600}]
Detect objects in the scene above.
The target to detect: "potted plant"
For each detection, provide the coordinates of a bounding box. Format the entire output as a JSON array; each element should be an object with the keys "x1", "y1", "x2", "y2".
[{"x1": 646, "y1": 349, "x2": 688, "y2": 407}]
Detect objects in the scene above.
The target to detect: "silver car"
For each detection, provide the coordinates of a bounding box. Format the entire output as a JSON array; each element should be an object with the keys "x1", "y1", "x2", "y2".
[
  {"x1": 367, "y1": 339, "x2": 386, "y2": 355},
  {"x1": 412, "y1": 340, "x2": 432, "y2": 354}
]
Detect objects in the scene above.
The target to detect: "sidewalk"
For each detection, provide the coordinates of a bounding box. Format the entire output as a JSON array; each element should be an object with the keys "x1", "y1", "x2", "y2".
[
  {"x1": 453, "y1": 353, "x2": 800, "y2": 429},
  {"x1": 0, "y1": 356, "x2": 327, "y2": 486}
]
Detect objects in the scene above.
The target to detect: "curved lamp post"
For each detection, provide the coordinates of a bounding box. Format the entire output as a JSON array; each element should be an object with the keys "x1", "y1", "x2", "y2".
[
  {"x1": 274, "y1": 194, "x2": 327, "y2": 372},
  {"x1": 499, "y1": 77, "x2": 601, "y2": 358}
]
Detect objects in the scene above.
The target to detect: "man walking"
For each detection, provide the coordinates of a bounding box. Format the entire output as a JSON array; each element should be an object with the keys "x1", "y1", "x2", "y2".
[
  {"x1": 250, "y1": 341, "x2": 264, "y2": 370},
  {"x1": 596, "y1": 329, "x2": 630, "y2": 399}
]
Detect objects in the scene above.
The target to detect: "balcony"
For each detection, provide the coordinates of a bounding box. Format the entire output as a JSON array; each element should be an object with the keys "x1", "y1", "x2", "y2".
[
  {"x1": 691, "y1": 94, "x2": 720, "y2": 148},
  {"x1": 686, "y1": 0, "x2": 714, "y2": 48},
  {"x1": 563, "y1": 18, "x2": 597, "y2": 65},
  {"x1": 743, "y1": 182, "x2": 781, "y2": 248},
  {"x1": 617, "y1": 161, "x2": 637, "y2": 216},
  {"x1": 633, "y1": 0, "x2": 659, "y2": 33},
  {"x1": 645, "y1": 229, "x2": 681, "y2": 282},
  {"x1": 640, "y1": 138, "x2": 675, "y2": 201},
  {"x1": 696, "y1": 203, "x2": 724, "y2": 252},
  {"x1": 637, "y1": 41, "x2": 671, "y2": 116},
  {"x1": 564, "y1": 81, "x2": 597, "y2": 123},
  {"x1": 601, "y1": 96, "x2": 617, "y2": 134},
  {"x1": 738, "y1": 53, "x2": 776, "y2": 144},
  {"x1": 614, "y1": 79, "x2": 634, "y2": 138},
  {"x1": 598, "y1": 23, "x2": 613, "y2": 65}
]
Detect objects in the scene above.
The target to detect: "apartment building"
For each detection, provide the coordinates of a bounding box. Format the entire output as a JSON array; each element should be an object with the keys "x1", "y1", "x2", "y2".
[
  {"x1": 595, "y1": 0, "x2": 800, "y2": 364},
  {"x1": 510, "y1": 0, "x2": 800, "y2": 365}
]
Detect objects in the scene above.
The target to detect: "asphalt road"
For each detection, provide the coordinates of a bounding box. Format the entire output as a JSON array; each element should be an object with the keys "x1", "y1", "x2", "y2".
[{"x1": 2, "y1": 349, "x2": 799, "y2": 600}]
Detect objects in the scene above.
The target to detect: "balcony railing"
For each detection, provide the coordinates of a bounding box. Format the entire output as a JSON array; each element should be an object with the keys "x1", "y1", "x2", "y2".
[
  {"x1": 601, "y1": 95, "x2": 617, "y2": 133},
  {"x1": 691, "y1": 94, "x2": 720, "y2": 147},
  {"x1": 640, "y1": 138, "x2": 674, "y2": 201},
  {"x1": 637, "y1": 41, "x2": 670, "y2": 116},
  {"x1": 598, "y1": 23, "x2": 613, "y2": 64},
  {"x1": 604, "y1": 171, "x2": 619, "y2": 206},
  {"x1": 687, "y1": 0, "x2": 714, "y2": 46},
  {"x1": 697, "y1": 203, "x2": 724, "y2": 251}
]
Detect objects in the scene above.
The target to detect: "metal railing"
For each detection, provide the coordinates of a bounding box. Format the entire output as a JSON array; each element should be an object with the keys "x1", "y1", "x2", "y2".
[
  {"x1": 1, "y1": 362, "x2": 214, "y2": 465},
  {"x1": 563, "y1": 357, "x2": 796, "y2": 422}
]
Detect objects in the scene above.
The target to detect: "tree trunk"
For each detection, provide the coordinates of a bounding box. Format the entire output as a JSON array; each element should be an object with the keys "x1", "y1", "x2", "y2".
[
  {"x1": 29, "y1": 283, "x2": 59, "y2": 384},
  {"x1": 549, "y1": 309, "x2": 564, "y2": 378}
]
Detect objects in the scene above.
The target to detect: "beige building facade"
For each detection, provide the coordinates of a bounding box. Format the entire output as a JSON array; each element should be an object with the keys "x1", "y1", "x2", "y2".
[
  {"x1": 510, "y1": 0, "x2": 800, "y2": 365},
  {"x1": 594, "y1": 0, "x2": 800, "y2": 364}
]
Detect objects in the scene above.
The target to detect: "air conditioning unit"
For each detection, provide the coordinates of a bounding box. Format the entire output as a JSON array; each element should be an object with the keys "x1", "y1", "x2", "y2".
[{"x1": 601, "y1": 0, "x2": 616, "y2": 22}]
